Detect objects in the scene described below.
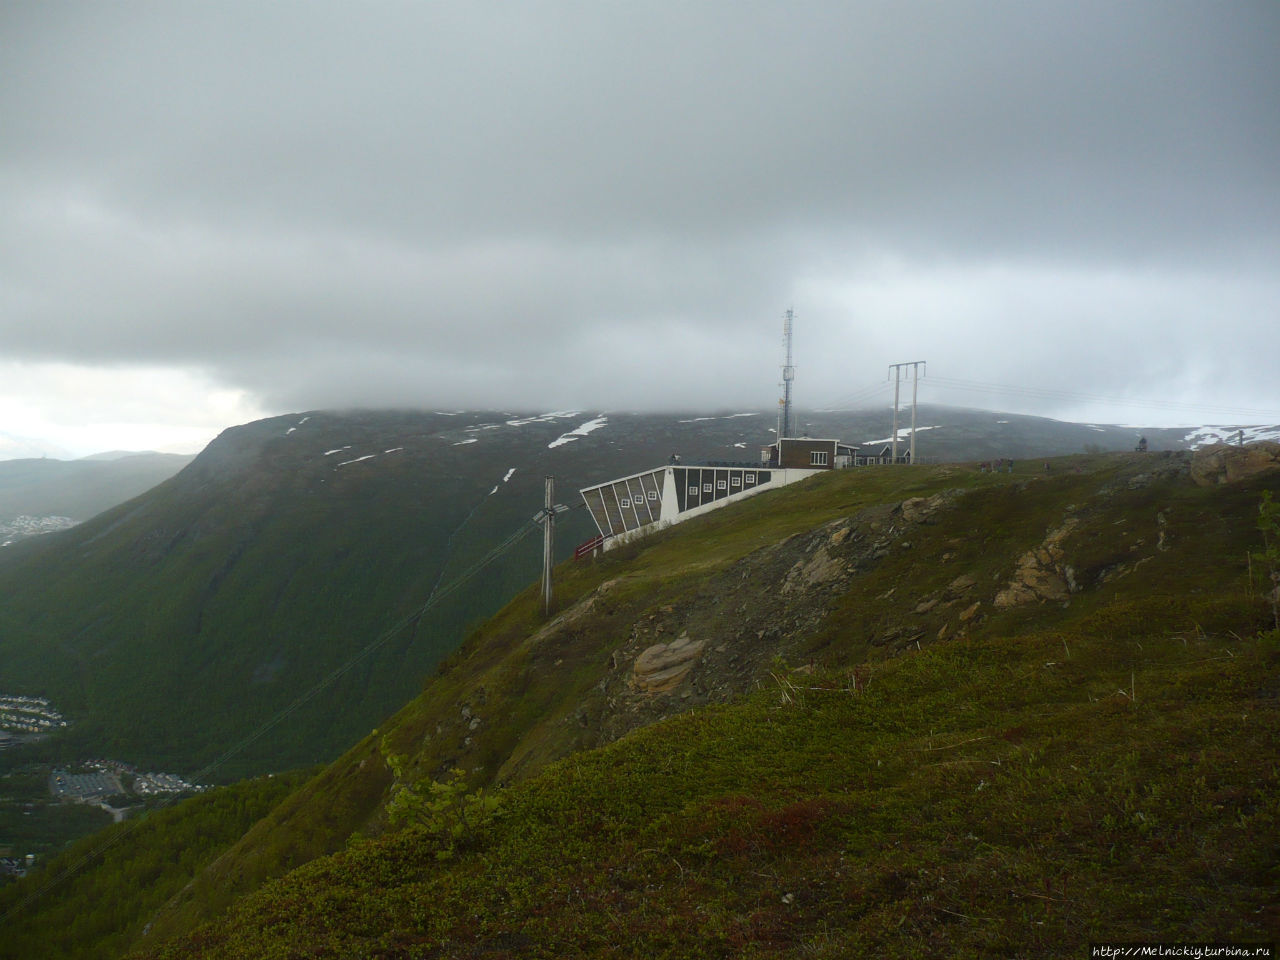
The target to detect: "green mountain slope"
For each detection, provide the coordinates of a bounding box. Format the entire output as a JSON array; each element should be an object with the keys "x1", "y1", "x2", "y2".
[
  {"x1": 147, "y1": 632, "x2": 1277, "y2": 958},
  {"x1": 97, "y1": 446, "x2": 1279, "y2": 957},
  {"x1": 0, "y1": 410, "x2": 612, "y2": 778}
]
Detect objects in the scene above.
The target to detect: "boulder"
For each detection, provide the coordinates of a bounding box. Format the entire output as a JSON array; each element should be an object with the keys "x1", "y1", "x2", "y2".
[{"x1": 1191, "y1": 442, "x2": 1280, "y2": 487}]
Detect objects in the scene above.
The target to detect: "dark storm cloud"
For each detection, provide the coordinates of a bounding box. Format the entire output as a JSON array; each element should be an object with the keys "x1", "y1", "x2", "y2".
[{"x1": 2, "y1": 1, "x2": 1278, "y2": 424}]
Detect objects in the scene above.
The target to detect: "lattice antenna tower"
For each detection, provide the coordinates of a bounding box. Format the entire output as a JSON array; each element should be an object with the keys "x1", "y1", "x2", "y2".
[{"x1": 780, "y1": 308, "x2": 796, "y2": 440}]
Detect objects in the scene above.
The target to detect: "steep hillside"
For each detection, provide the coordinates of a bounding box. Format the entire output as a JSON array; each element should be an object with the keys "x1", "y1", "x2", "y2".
[
  {"x1": 103, "y1": 445, "x2": 1280, "y2": 957},
  {"x1": 0, "y1": 409, "x2": 603, "y2": 778}
]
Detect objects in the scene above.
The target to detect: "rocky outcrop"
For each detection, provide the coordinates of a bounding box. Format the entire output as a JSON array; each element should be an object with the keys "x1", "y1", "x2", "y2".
[
  {"x1": 632, "y1": 634, "x2": 706, "y2": 694},
  {"x1": 899, "y1": 492, "x2": 957, "y2": 524},
  {"x1": 1191, "y1": 442, "x2": 1280, "y2": 487},
  {"x1": 782, "y1": 521, "x2": 853, "y2": 593},
  {"x1": 994, "y1": 518, "x2": 1079, "y2": 607}
]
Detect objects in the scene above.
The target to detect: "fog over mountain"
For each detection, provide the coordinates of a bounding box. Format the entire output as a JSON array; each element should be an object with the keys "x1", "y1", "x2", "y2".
[{"x1": 2, "y1": 2, "x2": 1278, "y2": 454}]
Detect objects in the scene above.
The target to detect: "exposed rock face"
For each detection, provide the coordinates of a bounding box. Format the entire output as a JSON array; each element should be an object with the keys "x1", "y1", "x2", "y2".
[
  {"x1": 632, "y1": 634, "x2": 707, "y2": 694},
  {"x1": 556, "y1": 461, "x2": 1228, "y2": 764},
  {"x1": 1191, "y1": 442, "x2": 1280, "y2": 487},
  {"x1": 994, "y1": 518, "x2": 1080, "y2": 607},
  {"x1": 900, "y1": 492, "x2": 953, "y2": 524},
  {"x1": 783, "y1": 544, "x2": 846, "y2": 593},
  {"x1": 595, "y1": 495, "x2": 972, "y2": 732}
]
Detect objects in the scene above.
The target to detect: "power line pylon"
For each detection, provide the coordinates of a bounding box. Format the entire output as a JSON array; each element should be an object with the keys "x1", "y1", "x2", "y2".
[
  {"x1": 533, "y1": 476, "x2": 570, "y2": 615},
  {"x1": 887, "y1": 361, "x2": 926, "y2": 463}
]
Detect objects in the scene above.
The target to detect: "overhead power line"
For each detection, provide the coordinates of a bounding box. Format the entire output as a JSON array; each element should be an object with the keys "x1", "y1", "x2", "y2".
[
  {"x1": 817, "y1": 375, "x2": 1279, "y2": 422},
  {"x1": 817, "y1": 381, "x2": 893, "y2": 411}
]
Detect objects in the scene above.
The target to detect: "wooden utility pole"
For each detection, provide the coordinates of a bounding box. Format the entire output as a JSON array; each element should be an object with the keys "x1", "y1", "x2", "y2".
[{"x1": 533, "y1": 476, "x2": 569, "y2": 615}]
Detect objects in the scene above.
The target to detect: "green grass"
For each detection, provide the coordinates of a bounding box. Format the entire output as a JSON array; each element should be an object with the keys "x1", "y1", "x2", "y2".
[
  {"x1": 136, "y1": 626, "x2": 1279, "y2": 958},
  {"x1": 9, "y1": 450, "x2": 1279, "y2": 957}
]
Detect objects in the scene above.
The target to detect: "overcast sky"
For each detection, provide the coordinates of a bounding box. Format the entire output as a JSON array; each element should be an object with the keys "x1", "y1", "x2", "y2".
[{"x1": 3, "y1": 1, "x2": 1278, "y2": 456}]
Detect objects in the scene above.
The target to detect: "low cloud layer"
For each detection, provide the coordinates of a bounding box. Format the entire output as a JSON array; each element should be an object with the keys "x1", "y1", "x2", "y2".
[{"x1": 2, "y1": 2, "x2": 1278, "y2": 453}]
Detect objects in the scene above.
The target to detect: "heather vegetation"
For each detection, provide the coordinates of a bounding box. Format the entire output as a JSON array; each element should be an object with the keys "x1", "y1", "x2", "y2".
[
  {"x1": 3, "y1": 446, "x2": 1276, "y2": 957},
  {"x1": 138, "y1": 626, "x2": 1276, "y2": 958}
]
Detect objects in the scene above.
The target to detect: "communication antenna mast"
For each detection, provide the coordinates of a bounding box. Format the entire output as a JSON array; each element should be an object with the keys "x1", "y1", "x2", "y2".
[{"x1": 780, "y1": 309, "x2": 796, "y2": 440}]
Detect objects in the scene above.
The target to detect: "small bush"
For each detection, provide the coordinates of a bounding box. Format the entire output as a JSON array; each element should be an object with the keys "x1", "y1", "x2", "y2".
[{"x1": 384, "y1": 758, "x2": 501, "y2": 860}]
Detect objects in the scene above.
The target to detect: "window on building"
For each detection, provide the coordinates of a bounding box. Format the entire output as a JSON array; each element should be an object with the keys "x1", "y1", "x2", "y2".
[
  {"x1": 703, "y1": 483, "x2": 713, "y2": 493},
  {"x1": 810, "y1": 451, "x2": 829, "y2": 466},
  {"x1": 620, "y1": 498, "x2": 630, "y2": 508},
  {"x1": 688, "y1": 486, "x2": 698, "y2": 495},
  {"x1": 647, "y1": 490, "x2": 658, "y2": 501},
  {"x1": 716, "y1": 479, "x2": 727, "y2": 490},
  {"x1": 745, "y1": 473, "x2": 755, "y2": 484},
  {"x1": 730, "y1": 476, "x2": 742, "y2": 487}
]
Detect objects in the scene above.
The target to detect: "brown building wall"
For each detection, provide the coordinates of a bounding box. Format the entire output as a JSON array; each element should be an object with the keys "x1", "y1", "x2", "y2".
[{"x1": 778, "y1": 438, "x2": 837, "y2": 469}]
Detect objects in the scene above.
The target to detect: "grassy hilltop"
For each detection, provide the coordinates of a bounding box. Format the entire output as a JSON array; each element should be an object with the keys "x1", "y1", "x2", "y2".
[{"x1": 2, "y1": 443, "x2": 1277, "y2": 958}]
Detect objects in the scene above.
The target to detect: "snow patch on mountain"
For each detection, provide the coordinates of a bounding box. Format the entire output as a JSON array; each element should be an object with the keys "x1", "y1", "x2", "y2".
[
  {"x1": 337, "y1": 455, "x2": 377, "y2": 467},
  {"x1": 549, "y1": 416, "x2": 608, "y2": 449},
  {"x1": 862, "y1": 425, "x2": 942, "y2": 445},
  {"x1": 488, "y1": 467, "x2": 518, "y2": 496},
  {"x1": 677, "y1": 413, "x2": 759, "y2": 424},
  {"x1": 1182, "y1": 424, "x2": 1280, "y2": 449},
  {"x1": 324, "y1": 446, "x2": 352, "y2": 456},
  {"x1": 506, "y1": 411, "x2": 580, "y2": 427}
]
